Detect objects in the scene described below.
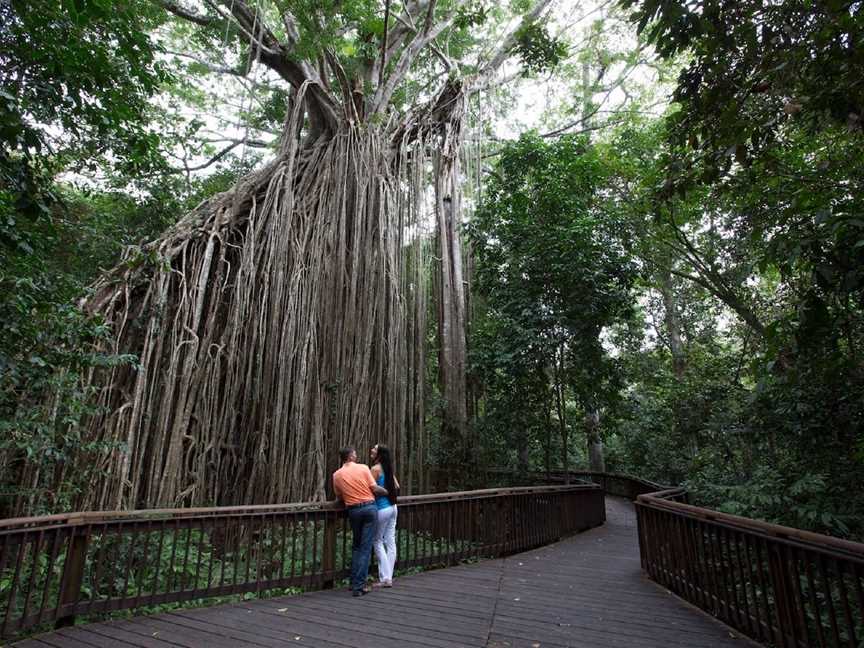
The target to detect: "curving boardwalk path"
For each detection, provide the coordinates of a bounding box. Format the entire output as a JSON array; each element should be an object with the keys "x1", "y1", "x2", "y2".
[{"x1": 13, "y1": 498, "x2": 757, "y2": 648}]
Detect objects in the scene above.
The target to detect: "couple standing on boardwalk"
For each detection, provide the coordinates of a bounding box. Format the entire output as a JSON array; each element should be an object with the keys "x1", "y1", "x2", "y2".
[{"x1": 331, "y1": 444, "x2": 400, "y2": 596}]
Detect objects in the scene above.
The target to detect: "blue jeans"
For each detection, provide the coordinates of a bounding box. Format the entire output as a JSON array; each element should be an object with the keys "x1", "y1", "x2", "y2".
[{"x1": 347, "y1": 502, "x2": 377, "y2": 592}]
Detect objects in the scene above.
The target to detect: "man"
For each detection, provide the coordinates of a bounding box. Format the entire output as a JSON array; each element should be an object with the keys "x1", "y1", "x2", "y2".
[{"x1": 332, "y1": 446, "x2": 388, "y2": 596}]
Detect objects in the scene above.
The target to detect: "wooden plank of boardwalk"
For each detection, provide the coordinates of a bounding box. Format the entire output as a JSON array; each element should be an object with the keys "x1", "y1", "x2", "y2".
[{"x1": 14, "y1": 498, "x2": 758, "y2": 648}]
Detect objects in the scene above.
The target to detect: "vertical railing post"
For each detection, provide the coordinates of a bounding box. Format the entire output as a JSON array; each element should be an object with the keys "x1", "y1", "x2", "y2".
[
  {"x1": 55, "y1": 524, "x2": 89, "y2": 629},
  {"x1": 321, "y1": 511, "x2": 337, "y2": 590},
  {"x1": 503, "y1": 496, "x2": 513, "y2": 554},
  {"x1": 599, "y1": 485, "x2": 606, "y2": 525},
  {"x1": 635, "y1": 501, "x2": 647, "y2": 570},
  {"x1": 766, "y1": 542, "x2": 795, "y2": 647},
  {"x1": 555, "y1": 493, "x2": 563, "y2": 541}
]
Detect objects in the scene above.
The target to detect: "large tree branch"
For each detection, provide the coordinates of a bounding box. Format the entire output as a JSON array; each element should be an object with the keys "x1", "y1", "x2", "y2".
[
  {"x1": 379, "y1": 0, "x2": 392, "y2": 88},
  {"x1": 667, "y1": 266, "x2": 766, "y2": 336},
  {"x1": 156, "y1": 0, "x2": 216, "y2": 26},
  {"x1": 187, "y1": 137, "x2": 268, "y2": 170},
  {"x1": 141, "y1": 136, "x2": 269, "y2": 180},
  {"x1": 473, "y1": 0, "x2": 555, "y2": 87},
  {"x1": 655, "y1": 231, "x2": 767, "y2": 336},
  {"x1": 164, "y1": 49, "x2": 253, "y2": 77},
  {"x1": 158, "y1": 0, "x2": 340, "y2": 135},
  {"x1": 540, "y1": 119, "x2": 626, "y2": 138},
  {"x1": 540, "y1": 61, "x2": 641, "y2": 137},
  {"x1": 202, "y1": 0, "x2": 280, "y2": 55},
  {"x1": 226, "y1": 1, "x2": 339, "y2": 133},
  {"x1": 371, "y1": 0, "x2": 450, "y2": 113}
]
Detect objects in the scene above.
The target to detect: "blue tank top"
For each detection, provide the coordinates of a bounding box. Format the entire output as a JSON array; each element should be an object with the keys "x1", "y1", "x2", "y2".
[{"x1": 375, "y1": 473, "x2": 392, "y2": 510}]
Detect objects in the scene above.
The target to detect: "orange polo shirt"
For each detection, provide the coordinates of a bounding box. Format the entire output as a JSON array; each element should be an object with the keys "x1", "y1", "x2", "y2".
[{"x1": 332, "y1": 462, "x2": 376, "y2": 506}]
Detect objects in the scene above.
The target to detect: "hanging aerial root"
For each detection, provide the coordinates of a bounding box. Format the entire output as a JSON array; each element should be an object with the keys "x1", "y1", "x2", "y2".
[{"x1": 45, "y1": 94, "x2": 470, "y2": 512}]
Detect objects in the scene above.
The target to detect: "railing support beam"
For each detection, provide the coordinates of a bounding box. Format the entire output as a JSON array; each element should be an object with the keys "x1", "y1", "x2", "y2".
[{"x1": 55, "y1": 527, "x2": 88, "y2": 629}]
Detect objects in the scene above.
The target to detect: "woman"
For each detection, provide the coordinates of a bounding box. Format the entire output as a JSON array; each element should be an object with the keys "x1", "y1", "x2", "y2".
[{"x1": 369, "y1": 443, "x2": 399, "y2": 587}]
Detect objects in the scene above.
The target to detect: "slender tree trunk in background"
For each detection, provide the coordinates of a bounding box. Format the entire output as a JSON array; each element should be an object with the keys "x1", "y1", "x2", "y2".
[
  {"x1": 584, "y1": 407, "x2": 605, "y2": 473},
  {"x1": 465, "y1": 247, "x2": 480, "y2": 427},
  {"x1": 579, "y1": 66, "x2": 609, "y2": 473},
  {"x1": 554, "y1": 349, "x2": 569, "y2": 482},
  {"x1": 659, "y1": 269, "x2": 686, "y2": 379},
  {"x1": 544, "y1": 392, "x2": 553, "y2": 476},
  {"x1": 658, "y1": 268, "x2": 697, "y2": 458},
  {"x1": 560, "y1": 402, "x2": 569, "y2": 483},
  {"x1": 517, "y1": 425, "x2": 530, "y2": 473},
  {"x1": 582, "y1": 61, "x2": 593, "y2": 127}
]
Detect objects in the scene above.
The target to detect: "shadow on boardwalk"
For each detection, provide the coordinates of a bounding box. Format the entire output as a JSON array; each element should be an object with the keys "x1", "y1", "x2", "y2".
[{"x1": 14, "y1": 498, "x2": 758, "y2": 648}]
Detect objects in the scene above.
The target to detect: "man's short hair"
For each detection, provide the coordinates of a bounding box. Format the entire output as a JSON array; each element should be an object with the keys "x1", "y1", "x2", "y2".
[{"x1": 339, "y1": 446, "x2": 355, "y2": 463}]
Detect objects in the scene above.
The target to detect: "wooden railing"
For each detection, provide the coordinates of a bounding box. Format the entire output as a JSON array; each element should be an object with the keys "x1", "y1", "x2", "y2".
[
  {"x1": 0, "y1": 484, "x2": 604, "y2": 640},
  {"x1": 536, "y1": 470, "x2": 680, "y2": 502},
  {"x1": 637, "y1": 487, "x2": 864, "y2": 648},
  {"x1": 478, "y1": 468, "x2": 675, "y2": 501},
  {"x1": 538, "y1": 469, "x2": 863, "y2": 647},
  {"x1": 6, "y1": 467, "x2": 860, "y2": 647}
]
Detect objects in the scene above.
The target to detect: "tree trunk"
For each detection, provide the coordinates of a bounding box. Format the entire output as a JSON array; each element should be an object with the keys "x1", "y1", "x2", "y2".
[
  {"x1": 436, "y1": 140, "x2": 470, "y2": 465},
  {"x1": 658, "y1": 269, "x2": 686, "y2": 379},
  {"x1": 554, "y1": 370, "x2": 568, "y2": 481},
  {"x1": 517, "y1": 429, "x2": 530, "y2": 473},
  {"x1": 584, "y1": 408, "x2": 605, "y2": 473},
  {"x1": 543, "y1": 391, "x2": 553, "y2": 476}
]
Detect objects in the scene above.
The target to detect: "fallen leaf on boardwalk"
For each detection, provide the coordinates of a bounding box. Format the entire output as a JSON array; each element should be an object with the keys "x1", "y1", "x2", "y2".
[
  {"x1": 295, "y1": 636, "x2": 302, "y2": 640},
  {"x1": 152, "y1": 632, "x2": 159, "y2": 637}
]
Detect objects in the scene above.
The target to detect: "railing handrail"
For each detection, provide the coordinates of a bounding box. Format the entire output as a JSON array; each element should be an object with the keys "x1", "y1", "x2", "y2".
[
  {"x1": 0, "y1": 484, "x2": 596, "y2": 533},
  {"x1": 542, "y1": 469, "x2": 671, "y2": 491},
  {"x1": 484, "y1": 467, "x2": 673, "y2": 495},
  {"x1": 638, "y1": 489, "x2": 864, "y2": 561}
]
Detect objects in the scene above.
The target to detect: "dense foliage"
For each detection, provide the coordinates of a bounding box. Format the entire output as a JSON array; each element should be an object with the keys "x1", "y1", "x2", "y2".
[
  {"x1": 469, "y1": 0, "x2": 864, "y2": 539},
  {"x1": 619, "y1": 0, "x2": 864, "y2": 538},
  {"x1": 0, "y1": 167, "x2": 245, "y2": 513},
  {"x1": 0, "y1": 0, "x2": 171, "y2": 513},
  {"x1": 469, "y1": 134, "x2": 635, "y2": 473}
]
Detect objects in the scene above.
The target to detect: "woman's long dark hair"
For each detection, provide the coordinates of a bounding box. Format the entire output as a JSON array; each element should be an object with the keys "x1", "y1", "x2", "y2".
[{"x1": 375, "y1": 445, "x2": 398, "y2": 505}]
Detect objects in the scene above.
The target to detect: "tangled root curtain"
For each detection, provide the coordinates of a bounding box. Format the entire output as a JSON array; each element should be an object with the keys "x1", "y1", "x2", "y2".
[
  {"x1": 4, "y1": 0, "x2": 552, "y2": 513},
  {"x1": 63, "y1": 87, "x2": 469, "y2": 510}
]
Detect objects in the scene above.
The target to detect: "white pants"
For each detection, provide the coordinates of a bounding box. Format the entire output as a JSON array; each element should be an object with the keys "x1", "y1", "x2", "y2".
[{"x1": 373, "y1": 505, "x2": 398, "y2": 582}]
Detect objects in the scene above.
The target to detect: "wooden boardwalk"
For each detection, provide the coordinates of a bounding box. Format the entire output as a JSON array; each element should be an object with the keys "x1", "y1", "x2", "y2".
[{"x1": 13, "y1": 498, "x2": 757, "y2": 648}]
